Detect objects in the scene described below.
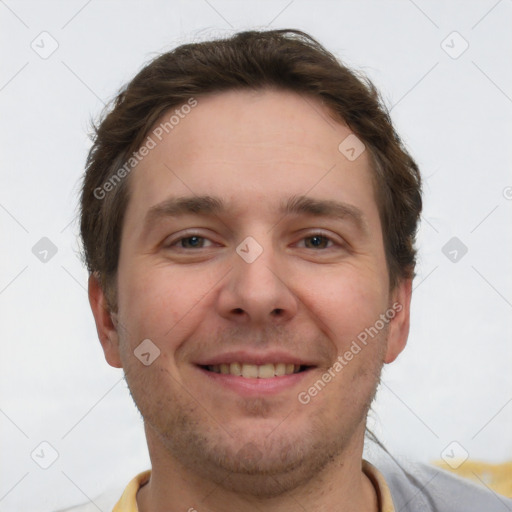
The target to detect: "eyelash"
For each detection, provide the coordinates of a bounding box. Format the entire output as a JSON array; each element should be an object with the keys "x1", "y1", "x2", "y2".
[{"x1": 165, "y1": 231, "x2": 341, "y2": 251}]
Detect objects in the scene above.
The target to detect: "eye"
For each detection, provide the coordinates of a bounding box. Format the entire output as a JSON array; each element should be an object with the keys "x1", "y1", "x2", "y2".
[
  {"x1": 166, "y1": 234, "x2": 215, "y2": 250},
  {"x1": 297, "y1": 233, "x2": 336, "y2": 249}
]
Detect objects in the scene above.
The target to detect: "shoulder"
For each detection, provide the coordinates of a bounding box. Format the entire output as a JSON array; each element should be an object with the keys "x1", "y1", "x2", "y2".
[
  {"x1": 56, "y1": 470, "x2": 150, "y2": 512},
  {"x1": 366, "y1": 450, "x2": 512, "y2": 512}
]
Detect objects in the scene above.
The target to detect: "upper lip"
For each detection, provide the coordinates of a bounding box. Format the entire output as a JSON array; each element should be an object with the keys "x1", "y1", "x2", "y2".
[{"x1": 195, "y1": 350, "x2": 317, "y2": 367}]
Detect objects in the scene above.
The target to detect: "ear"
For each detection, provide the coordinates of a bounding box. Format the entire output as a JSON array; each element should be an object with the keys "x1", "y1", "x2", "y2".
[
  {"x1": 88, "y1": 273, "x2": 122, "y2": 368},
  {"x1": 384, "y1": 278, "x2": 412, "y2": 364}
]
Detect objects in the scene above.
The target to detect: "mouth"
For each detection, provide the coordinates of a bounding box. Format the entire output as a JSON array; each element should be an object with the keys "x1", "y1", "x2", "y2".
[
  {"x1": 195, "y1": 360, "x2": 315, "y2": 397},
  {"x1": 200, "y1": 362, "x2": 312, "y2": 378},
  {"x1": 194, "y1": 350, "x2": 318, "y2": 396}
]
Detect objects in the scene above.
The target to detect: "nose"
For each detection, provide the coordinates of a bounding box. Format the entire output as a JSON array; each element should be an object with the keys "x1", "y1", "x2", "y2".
[{"x1": 216, "y1": 239, "x2": 298, "y2": 326}]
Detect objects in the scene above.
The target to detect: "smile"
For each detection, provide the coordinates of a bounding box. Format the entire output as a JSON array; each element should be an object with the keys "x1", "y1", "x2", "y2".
[{"x1": 204, "y1": 363, "x2": 307, "y2": 378}]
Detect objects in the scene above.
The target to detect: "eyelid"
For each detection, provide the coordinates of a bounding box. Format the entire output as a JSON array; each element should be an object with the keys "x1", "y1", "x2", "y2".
[
  {"x1": 293, "y1": 229, "x2": 345, "y2": 247},
  {"x1": 163, "y1": 229, "x2": 218, "y2": 248},
  {"x1": 162, "y1": 228, "x2": 347, "y2": 250}
]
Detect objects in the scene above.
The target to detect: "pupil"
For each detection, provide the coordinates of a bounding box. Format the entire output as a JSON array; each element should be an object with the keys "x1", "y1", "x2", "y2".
[
  {"x1": 308, "y1": 235, "x2": 326, "y2": 248},
  {"x1": 184, "y1": 236, "x2": 201, "y2": 247}
]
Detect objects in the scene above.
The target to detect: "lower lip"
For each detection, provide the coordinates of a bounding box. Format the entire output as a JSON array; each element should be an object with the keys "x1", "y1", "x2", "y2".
[{"x1": 196, "y1": 366, "x2": 312, "y2": 397}]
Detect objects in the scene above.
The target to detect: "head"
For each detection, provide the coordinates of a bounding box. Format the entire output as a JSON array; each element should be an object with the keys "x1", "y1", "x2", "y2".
[{"x1": 81, "y1": 29, "x2": 421, "y2": 496}]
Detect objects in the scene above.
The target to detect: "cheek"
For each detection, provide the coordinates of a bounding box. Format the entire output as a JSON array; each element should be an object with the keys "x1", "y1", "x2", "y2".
[
  {"x1": 300, "y1": 265, "x2": 388, "y2": 337},
  {"x1": 116, "y1": 261, "x2": 217, "y2": 348}
]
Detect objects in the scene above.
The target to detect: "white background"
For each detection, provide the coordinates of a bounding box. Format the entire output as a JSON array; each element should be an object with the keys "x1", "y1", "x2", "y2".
[{"x1": 1, "y1": 1, "x2": 511, "y2": 510}]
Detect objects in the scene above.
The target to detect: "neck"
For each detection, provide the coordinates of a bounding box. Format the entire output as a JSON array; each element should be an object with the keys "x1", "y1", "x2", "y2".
[{"x1": 137, "y1": 427, "x2": 378, "y2": 512}]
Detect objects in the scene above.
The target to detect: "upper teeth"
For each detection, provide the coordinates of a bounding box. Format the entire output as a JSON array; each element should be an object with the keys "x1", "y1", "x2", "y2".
[{"x1": 207, "y1": 363, "x2": 300, "y2": 378}]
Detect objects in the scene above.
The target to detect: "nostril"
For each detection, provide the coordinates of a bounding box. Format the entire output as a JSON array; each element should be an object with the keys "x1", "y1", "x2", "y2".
[{"x1": 271, "y1": 308, "x2": 284, "y2": 316}]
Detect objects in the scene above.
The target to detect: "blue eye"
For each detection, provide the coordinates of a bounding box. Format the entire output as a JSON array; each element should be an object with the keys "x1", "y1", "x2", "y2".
[{"x1": 164, "y1": 234, "x2": 215, "y2": 250}]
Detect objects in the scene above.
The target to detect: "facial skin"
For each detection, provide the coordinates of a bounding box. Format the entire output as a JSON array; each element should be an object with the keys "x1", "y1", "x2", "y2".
[{"x1": 89, "y1": 89, "x2": 412, "y2": 512}]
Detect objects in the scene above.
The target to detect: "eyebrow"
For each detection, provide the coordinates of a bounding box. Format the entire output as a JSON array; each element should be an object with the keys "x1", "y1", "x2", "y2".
[
  {"x1": 143, "y1": 194, "x2": 368, "y2": 234},
  {"x1": 144, "y1": 196, "x2": 225, "y2": 230},
  {"x1": 281, "y1": 195, "x2": 368, "y2": 234}
]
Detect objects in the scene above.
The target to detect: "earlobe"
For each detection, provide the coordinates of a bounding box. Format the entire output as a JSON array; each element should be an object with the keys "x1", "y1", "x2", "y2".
[
  {"x1": 384, "y1": 278, "x2": 412, "y2": 364},
  {"x1": 88, "y1": 273, "x2": 123, "y2": 368}
]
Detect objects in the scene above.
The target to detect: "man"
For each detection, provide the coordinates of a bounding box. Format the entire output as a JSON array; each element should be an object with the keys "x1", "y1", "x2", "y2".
[{"x1": 76, "y1": 29, "x2": 510, "y2": 511}]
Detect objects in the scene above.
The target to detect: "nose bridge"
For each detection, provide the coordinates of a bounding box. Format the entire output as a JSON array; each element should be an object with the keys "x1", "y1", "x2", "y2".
[
  {"x1": 217, "y1": 233, "x2": 297, "y2": 324},
  {"x1": 238, "y1": 240, "x2": 280, "y2": 292},
  {"x1": 235, "y1": 234, "x2": 283, "y2": 300}
]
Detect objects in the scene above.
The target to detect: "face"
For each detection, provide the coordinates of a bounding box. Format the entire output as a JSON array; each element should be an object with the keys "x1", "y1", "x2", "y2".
[{"x1": 90, "y1": 89, "x2": 411, "y2": 496}]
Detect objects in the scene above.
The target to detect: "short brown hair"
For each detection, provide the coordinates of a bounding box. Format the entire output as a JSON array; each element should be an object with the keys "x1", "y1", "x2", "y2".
[{"x1": 80, "y1": 29, "x2": 422, "y2": 310}]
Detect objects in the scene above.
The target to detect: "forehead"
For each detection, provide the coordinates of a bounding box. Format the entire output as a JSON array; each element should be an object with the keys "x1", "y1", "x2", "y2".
[
  {"x1": 147, "y1": 88, "x2": 356, "y2": 169},
  {"x1": 125, "y1": 88, "x2": 378, "y2": 225}
]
